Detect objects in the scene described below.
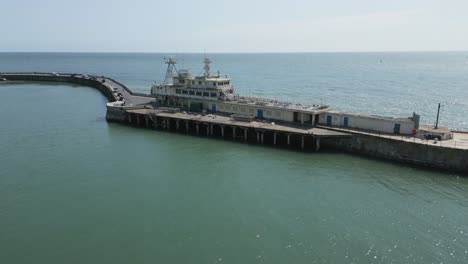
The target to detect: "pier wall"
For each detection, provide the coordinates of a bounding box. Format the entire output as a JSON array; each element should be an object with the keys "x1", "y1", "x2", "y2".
[
  {"x1": 322, "y1": 134, "x2": 468, "y2": 173},
  {"x1": 0, "y1": 73, "x2": 117, "y2": 102}
]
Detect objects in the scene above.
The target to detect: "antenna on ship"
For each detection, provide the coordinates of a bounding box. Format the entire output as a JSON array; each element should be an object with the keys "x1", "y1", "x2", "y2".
[
  {"x1": 163, "y1": 57, "x2": 178, "y2": 85},
  {"x1": 203, "y1": 57, "x2": 212, "y2": 77}
]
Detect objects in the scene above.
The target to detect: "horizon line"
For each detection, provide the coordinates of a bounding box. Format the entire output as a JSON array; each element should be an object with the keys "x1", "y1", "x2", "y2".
[{"x1": 1, "y1": 50, "x2": 468, "y2": 54}]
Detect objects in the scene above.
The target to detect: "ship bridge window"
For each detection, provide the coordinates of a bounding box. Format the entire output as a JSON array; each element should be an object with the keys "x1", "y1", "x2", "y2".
[
  {"x1": 189, "y1": 90, "x2": 195, "y2": 95},
  {"x1": 180, "y1": 79, "x2": 185, "y2": 84},
  {"x1": 175, "y1": 89, "x2": 181, "y2": 94},
  {"x1": 203, "y1": 92, "x2": 209, "y2": 97},
  {"x1": 192, "y1": 81, "x2": 195, "y2": 85},
  {"x1": 210, "y1": 92, "x2": 217, "y2": 97},
  {"x1": 196, "y1": 91, "x2": 202, "y2": 96},
  {"x1": 213, "y1": 82, "x2": 216, "y2": 86},
  {"x1": 199, "y1": 81, "x2": 202, "y2": 85},
  {"x1": 182, "y1": 90, "x2": 188, "y2": 94}
]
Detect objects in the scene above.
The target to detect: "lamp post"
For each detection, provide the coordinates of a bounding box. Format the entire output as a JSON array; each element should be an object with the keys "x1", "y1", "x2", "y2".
[{"x1": 435, "y1": 103, "x2": 441, "y2": 129}]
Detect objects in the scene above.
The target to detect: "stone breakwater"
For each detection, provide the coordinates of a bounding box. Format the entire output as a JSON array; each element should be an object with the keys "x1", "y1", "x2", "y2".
[{"x1": 1, "y1": 72, "x2": 467, "y2": 175}]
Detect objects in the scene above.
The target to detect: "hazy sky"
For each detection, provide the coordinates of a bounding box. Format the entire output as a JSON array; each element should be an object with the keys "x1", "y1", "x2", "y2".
[{"x1": 2, "y1": 0, "x2": 468, "y2": 52}]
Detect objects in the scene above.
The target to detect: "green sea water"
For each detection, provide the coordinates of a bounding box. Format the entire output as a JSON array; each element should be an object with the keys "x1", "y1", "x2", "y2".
[{"x1": 1, "y1": 53, "x2": 468, "y2": 263}]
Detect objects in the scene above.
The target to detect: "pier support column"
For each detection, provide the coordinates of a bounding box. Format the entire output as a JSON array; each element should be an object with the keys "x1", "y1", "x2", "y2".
[
  {"x1": 166, "y1": 119, "x2": 170, "y2": 130},
  {"x1": 233, "y1": 127, "x2": 236, "y2": 140},
  {"x1": 145, "y1": 115, "x2": 149, "y2": 127},
  {"x1": 136, "y1": 115, "x2": 140, "y2": 126},
  {"x1": 261, "y1": 131, "x2": 264, "y2": 144},
  {"x1": 273, "y1": 132, "x2": 277, "y2": 145},
  {"x1": 287, "y1": 133, "x2": 291, "y2": 146},
  {"x1": 244, "y1": 128, "x2": 248, "y2": 142},
  {"x1": 256, "y1": 130, "x2": 260, "y2": 143},
  {"x1": 176, "y1": 120, "x2": 180, "y2": 130},
  {"x1": 185, "y1": 120, "x2": 189, "y2": 133},
  {"x1": 196, "y1": 123, "x2": 200, "y2": 135},
  {"x1": 315, "y1": 137, "x2": 320, "y2": 152},
  {"x1": 300, "y1": 113, "x2": 304, "y2": 125},
  {"x1": 206, "y1": 124, "x2": 210, "y2": 137},
  {"x1": 153, "y1": 116, "x2": 158, "y2": 129},
  {"x1": 210, "y1": 124, "x2": 213, "y2": 136},
  {"x1": 128, "y1": 114, "x2": 132, "y2": 124},
  {"x1": 221, "y1": 126, "x2": 225, "y2": 138},
  {"x1": 301, "y1": 135, "x2": 305, "y2": 149}
]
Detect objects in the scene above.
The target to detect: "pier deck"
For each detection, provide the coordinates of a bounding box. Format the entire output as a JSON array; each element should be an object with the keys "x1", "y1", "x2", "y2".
[{"x1": 126, "y1": 108, "x2": 350, "y2": 138}]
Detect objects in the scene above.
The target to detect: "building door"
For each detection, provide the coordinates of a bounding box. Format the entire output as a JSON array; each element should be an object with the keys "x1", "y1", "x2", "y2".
[
  {"x1": 326, "y1": 115, "x2": 332, "y2": 125},
  {"x1": 257, "y1": 109, "x2": 264, "y2": 119},
  {"x1": 394, "y1": 124, "x2": 401, "y2": 134},
  {"x1": 343, "y1": 117, "x2": 349, "y2": 127},
  {"x1": 211, "y1": 104, "x2": 216, "y2": 113}
]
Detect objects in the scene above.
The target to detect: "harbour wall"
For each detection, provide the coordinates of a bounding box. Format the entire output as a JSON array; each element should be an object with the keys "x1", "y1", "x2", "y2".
[
  {"x1": 2, "y1": 72, "x2": 467, "y2": 174},
  {"x1": 322, "y1": 133, "x2": 468, "y2": 173},
  {"x1": 0, "y1": 73, "x2": 117, "y2": 102}
]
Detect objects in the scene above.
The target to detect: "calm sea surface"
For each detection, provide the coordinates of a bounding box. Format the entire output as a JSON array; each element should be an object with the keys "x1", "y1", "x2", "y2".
[{"x1": 1, "y1": 53, "x2": 468, "y2": 263}]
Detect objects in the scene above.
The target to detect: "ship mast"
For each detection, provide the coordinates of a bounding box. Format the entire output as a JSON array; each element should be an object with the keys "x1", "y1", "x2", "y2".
[
  {"x1": 163, "y1": 57, "x2": 178, "y2": 85},
  {"x1": 203, "y1": 57, "x2": 212, "y2": 77}
]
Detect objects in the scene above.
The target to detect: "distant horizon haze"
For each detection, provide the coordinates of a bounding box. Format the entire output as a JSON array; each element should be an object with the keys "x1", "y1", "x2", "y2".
[{"x1": 2, "y1": 0, "x2": 468, "y2": 53}]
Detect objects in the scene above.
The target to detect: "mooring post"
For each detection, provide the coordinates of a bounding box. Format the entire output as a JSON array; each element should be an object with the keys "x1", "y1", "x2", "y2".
[
  {"x1": 196, "y1": 123, "x2": 200, "y2": 135},
  {"x1": 315, "y1": 137, "x2": 320, "y2": 152},
  {"x1": 233, "y1": 126, "x2": 236, "y2": 140},
  {"x1": 273, "y1": 132, "x2": 277, "y2": 145},
  {"x1": 244, "y1": 128, "x2": 248, "y2": 142},
  {"x1": 301, "y1": 135, "x2": 305, "y2": 149}
]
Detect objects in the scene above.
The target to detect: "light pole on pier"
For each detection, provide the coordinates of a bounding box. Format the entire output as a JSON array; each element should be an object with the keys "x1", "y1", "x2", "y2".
[{"x1": 435, "y1": 103, "x2": 441, "y2": 129}]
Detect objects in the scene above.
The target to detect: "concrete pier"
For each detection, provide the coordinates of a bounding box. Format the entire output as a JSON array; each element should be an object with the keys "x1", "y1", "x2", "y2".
[{"x1": 2, "y1": 72, "x2": 468, "y2": 174}]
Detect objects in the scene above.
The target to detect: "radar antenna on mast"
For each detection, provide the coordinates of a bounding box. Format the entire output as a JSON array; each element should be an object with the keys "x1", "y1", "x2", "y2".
[
  {"x1": 163, "y1": 57, "x2": 178, "y2": 85},
  {"x1": 203, "y1": 57, "x2": 212, "y2": 77}
]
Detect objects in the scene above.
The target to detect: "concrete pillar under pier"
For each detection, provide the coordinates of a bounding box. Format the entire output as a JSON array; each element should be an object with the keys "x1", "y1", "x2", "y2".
[
  {"x1": 301, "y1": 135, "x2": 305, "y2": 149},
  {"x1": 233, "y1": 127, "x2": 236, "y2": 140},
  {"x1": 256, "y1": 130, "x2": 260, "y2": 143},
  {"x1": 273, "y1": 132, "x2": 277, "y2": 145},
  {"x1": 210, "y1": 124, "x2": 213, "y2": 136},
  {"x1": 185, "y1": 120, "x2": 189, "y2": 133},
  {"x1": 153, "y1": 116, "x2": 158, "y2": 129},
  {"x1": 196, "y1": 123, "x2": 200, "y2": 135},
  {"x1": 136, "y1": 115, "x2": 140, "y2": 126},
  {"x1": 176, "y1": 120, "x2": 180, "y2": 130},
  {"x1": 145, "y1": 115, "x2": 149, "y2": 127},
  {"x1": 261, "y1": 131, "x2": 264, "y2": 144},
  {"x1": 206, "y1": 124, "x2": 210, "y2": 137},
  {"x1": 315, "y1": 137, "x2": 320, "y2": 152},
  {"x1": 128, "y1": 114, "x2": 132, "y2": 124},
  {"x1": 221, "y1": 126, "x2": 225, "y2": 138},
  {"x1": 244, "y1": 128, "x2": 248, "y2": 142},
  {"x1": 166, "y1": 119, "x2": 170, "y2": 130},
  {"x1": 287, "y1": 133, "x2": 291, "y2": 146}
]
